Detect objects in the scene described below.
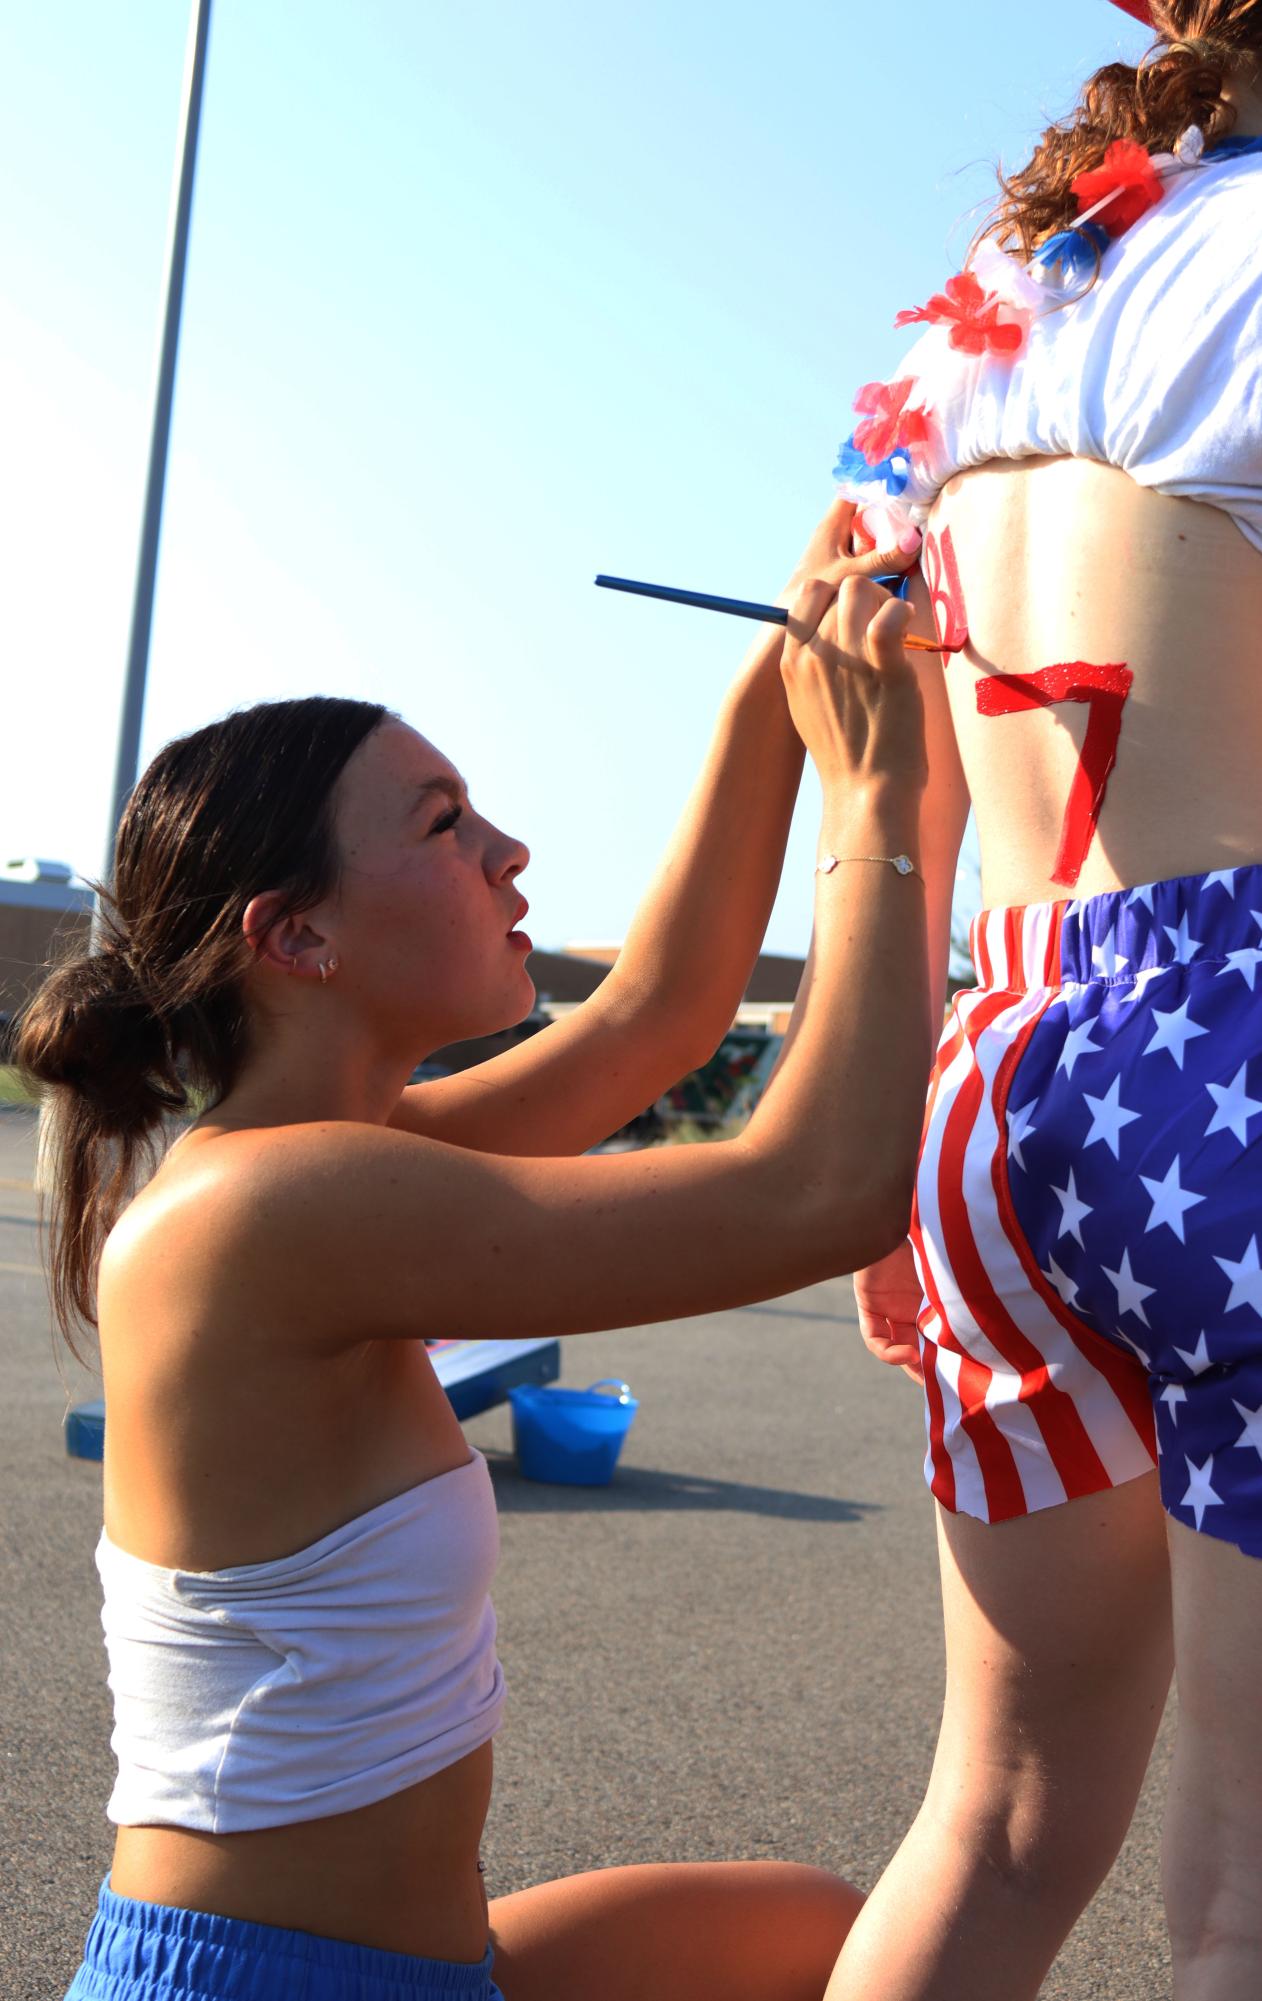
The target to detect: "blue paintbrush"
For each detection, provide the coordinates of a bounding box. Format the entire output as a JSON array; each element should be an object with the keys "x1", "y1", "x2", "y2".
[
  {"x1": 594, "y1": 572, "x2": 950, "y2": 651},
  {"x1": 595, "y1": 573, "x2": 786, "y2": 626}
]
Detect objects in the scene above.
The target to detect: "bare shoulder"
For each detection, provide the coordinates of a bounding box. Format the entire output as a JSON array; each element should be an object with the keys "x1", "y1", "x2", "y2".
[
  {"x1": 98, "y1": 1107, "x2": 864, "y2": 1353},
  {"x1": 100, "y1": 1121, "x2": 436, "y2": 1336}
]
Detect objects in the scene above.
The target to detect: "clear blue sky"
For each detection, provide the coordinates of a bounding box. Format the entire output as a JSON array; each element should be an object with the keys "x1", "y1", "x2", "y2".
[{"x1": 1, "y1": 1, "x2": 1148, "y2": 955}]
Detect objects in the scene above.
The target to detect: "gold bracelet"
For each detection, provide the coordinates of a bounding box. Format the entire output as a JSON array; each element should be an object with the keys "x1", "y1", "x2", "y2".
[{"x1": 816, "y1": 852, "x2": 923, "y2": 882}]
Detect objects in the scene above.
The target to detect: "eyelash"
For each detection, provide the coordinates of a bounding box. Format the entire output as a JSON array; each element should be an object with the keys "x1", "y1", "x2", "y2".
[{"x1": 431, "y1": 805, "x2": 462, "y2": 835}]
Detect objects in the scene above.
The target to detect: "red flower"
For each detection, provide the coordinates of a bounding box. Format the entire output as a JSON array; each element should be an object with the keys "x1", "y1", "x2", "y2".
[
  {"x1": 1071, "y1": 139, "x2": 1163, "y2": 235},
  {"x1": 894, "y1": 270, "x2": 1026, "y2": 359},
  {"x1": 851, "y1": 377, "x2": 933, "y2": 467}
]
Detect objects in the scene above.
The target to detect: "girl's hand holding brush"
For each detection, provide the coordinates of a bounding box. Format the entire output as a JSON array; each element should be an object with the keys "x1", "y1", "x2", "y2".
[
  {"x1": 775, "y1": 493, "x2": 921, "y2": 613},
  {"x1": 595, "y1": 495, "x2": 954, "y2": 651}
]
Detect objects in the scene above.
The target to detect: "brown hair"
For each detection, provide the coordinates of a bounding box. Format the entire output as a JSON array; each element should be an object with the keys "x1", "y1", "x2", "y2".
[
  {"x1": 16, "y1": 695, "x2": 388, "y2": 1351},
  {"x1": 977, "y1": 2, "x2": 1262, "y2": 265}
]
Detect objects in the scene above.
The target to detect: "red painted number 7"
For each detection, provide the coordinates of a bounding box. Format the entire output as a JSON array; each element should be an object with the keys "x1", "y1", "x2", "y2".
[{"x1": 975, "y1": 661, "x2": 1134, "y2": 889}]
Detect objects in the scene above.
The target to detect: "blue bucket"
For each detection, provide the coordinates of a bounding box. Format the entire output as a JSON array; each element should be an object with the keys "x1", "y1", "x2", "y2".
[{"x1": 509, "y1": 1378, "x2": 638, "y2": 1486}]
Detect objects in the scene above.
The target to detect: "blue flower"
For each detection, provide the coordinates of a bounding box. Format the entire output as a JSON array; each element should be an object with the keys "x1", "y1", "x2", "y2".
[
  {"x1": 1031, "y1": 220, "x2": 1110, "y2": 290},
  {"x1": 1210, "y1": 134, "x2": 1262, "y2": 162},
  {"x1": 832, "y1": 435, "x2": 911, "y2": 496}
]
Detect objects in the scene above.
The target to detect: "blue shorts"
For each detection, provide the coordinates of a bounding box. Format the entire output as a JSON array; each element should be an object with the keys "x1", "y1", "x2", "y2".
[
  {"x1": 65, "y1": 1881, "x2": 505, "y2": 2000},
  {"x1": 911, "y1": 861, "x2": 1262, "y2": 1557}
]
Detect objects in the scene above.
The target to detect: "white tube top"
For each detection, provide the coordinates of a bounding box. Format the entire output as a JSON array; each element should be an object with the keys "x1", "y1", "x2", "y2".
[{"x1": 96, "y1": 1451, "x2": 506, "y2": 1832}]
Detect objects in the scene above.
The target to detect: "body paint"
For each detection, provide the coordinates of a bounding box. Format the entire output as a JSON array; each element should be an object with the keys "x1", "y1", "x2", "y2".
[
  {"x1": 975, "y1": 660, "x2": 1133, "y2": 888},
  {"x1": 922, "y1": 524, "x2": 969, "y2": 653}
]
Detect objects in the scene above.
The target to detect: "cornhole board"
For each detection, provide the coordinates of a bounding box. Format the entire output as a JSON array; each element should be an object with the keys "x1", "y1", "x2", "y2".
[
  {"x1": 423, "y1": 1336, "x2": 561, "y2": 1419},
  {"x1": 64, "y1": 1337, "x2": 561, "y2": 1462}
]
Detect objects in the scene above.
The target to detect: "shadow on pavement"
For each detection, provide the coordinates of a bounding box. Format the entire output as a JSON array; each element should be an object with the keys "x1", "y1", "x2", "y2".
[
  {"x1": 485, "y1": 1452, "x2": 878, "y2": 1521},
  {"x1": 735, "y1": 1301, "x2": 852, "y2": 1327}
]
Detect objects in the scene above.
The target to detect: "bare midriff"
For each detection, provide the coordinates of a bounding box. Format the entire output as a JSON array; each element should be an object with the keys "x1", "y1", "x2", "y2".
[
  {"x1": 109, "y1": 1742, "x2": 495, "y2": 1962},
  {"x1": 913, "y1": 455, "x2": 1262, "y2": 910}
]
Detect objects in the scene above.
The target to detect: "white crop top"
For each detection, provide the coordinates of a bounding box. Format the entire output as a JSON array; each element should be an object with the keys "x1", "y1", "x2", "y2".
[
  {"x1": 834, "y1": 146, "x2": 1262, "y2": 554},
  {"x1": 97, "y1": 1451, "x2": 505, "y2": 1832}
]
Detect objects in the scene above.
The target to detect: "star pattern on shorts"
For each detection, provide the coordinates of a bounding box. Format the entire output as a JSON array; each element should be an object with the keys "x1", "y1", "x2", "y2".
[
  {"x1": 1203, "y1": 871, "x2": 1238, "y2": 898},
  {"x1": 1163, "y1": 914, "x2": 1203, "y2": 964},
  {"x1": 1102, "y1": 1247, "x2": 1155, "y2": 1325},
  {"x1": 983, "y1": 866, "x2": 1262, "y2": 1553},
  {"x1": 1232, "y1": 1400, "x2": 1262, "y2": 1459},
  {"x1": 1083, "y1": 1078, "x2": 1142, "y2": 1158},
  {"x1": 1091, "y1": 932, "x2": 1130, "y2": 979},
  {"x1": 1052, "y1": 1168, "x2": 1093, "y2": 1246},
  {"x1": 1116, "y1": 963, "x2": 1170, "y2": 1004},
  {"x1": 1215, "y1": 1236, "x2": 1262, "y2": 1318},
  {"x1": 1057, "y1": 1018, "x2": 1102, "y2": 1080},
  {"x1": 1139, "y1": 1157, "x2": 1205, "y2": 1243},
  {"x1": 1007, "y1": 1100, "x2": 1039, "y2": 1170},
  {"x1": 1143, "y1": 1000, "x2": 1209, "y2": 1070},
  {"x1": 1217, "y1": 947, "x2": 1262, "y2": 991},
  {"x1": 1043, "y1": 1253, "x2": 1082, "y2": 1311},
  {"x1": 1205, "y1": 1064, "x2": 1262, "y2": 1146},
  {"x1": 1174, "y1": 1333, "x2": 1214, "y2": 1377},
  {"x1": 1181, "y1": 1455, "x2": 1224, "y2": 1531}
]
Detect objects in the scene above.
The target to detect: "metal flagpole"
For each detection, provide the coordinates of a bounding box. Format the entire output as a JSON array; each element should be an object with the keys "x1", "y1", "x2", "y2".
[{"x1": 102, "y1": 0, "x2": 213, "y2": 880}]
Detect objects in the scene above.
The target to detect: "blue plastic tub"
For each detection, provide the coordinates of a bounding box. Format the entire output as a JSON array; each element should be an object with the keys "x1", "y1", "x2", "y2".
[
  {"x1": 65, "y1": 1399, "x2": 106, "y2": 1462},
  {"x1": 509, "y1": 1379, "x2": 638, "y2": 1486}
]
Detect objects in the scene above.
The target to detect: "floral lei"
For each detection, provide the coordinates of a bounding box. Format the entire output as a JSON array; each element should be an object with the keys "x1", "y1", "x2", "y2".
[{"x1": 834, "y1": 126, "x2": 1262, "y2": 555}]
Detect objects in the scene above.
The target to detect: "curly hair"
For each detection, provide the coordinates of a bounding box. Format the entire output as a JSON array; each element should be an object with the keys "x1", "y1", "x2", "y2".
[{"x1": 976, "y1": 1, "x2": 1262, "y2": 264}]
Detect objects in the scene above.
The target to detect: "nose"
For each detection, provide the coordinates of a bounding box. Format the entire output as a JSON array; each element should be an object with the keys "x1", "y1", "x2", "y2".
[{"x1": 486, "y1": 821, "x2": 529, "y2": 883}]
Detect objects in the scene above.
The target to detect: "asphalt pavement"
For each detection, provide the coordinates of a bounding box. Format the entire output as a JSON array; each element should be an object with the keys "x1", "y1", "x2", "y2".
[{"x1": 0, "y1": 1104, "x2": 1174, "y2": 1998}]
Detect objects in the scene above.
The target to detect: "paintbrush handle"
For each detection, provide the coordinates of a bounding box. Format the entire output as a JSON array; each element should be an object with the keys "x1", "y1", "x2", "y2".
[
  {"x1": 594, "y1": 572, "x2": 960, "y2": 654},
  {"x1": 594, "y1": 575, "x2": 787, "y2": 625}
]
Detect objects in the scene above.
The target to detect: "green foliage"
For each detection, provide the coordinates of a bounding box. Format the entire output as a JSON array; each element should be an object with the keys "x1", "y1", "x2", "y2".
[
  {"x1": 654, "y1": 1115, "x2": 745, "y2": 1145},
  {"x1": 0, "y1": 1066, "x2": 36, "y2": 1106}
]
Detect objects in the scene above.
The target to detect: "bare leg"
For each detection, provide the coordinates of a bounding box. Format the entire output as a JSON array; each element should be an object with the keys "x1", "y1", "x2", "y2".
[
  {"x1": 825, "y1": 1475, "x2": 1172, "y2": 2001},
  {"x1": 1163, "y1": 1520, "x2": 1262, "y2": 1999},
  {"x1": 489, "y1": 1859, "x2": 861, "y2": 2001}
]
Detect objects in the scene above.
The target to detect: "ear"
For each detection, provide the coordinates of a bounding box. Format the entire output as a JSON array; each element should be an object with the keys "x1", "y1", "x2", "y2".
[{"x1": 242, "y1": 892, "x2": 335, "y2": 981}]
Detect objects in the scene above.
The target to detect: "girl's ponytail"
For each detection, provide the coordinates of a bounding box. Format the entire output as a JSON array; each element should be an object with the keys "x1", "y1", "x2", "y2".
[
  {"x1": 16, "y1": 693, "x2": 388, "y2": 1352},
  {"x1": 16, "y1": 931, "x2": 185, "y2": 1354}
]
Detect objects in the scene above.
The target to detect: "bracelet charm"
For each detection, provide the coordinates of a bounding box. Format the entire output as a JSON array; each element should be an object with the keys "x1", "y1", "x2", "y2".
[{"x1": 817, "y1": 852, "x2": 923, "y2": 882}]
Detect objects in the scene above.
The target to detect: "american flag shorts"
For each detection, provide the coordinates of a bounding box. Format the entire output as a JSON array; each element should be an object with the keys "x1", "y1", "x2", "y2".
[{"x1": 911, "y1": 863, "x2": 1262, "y2": 1558}]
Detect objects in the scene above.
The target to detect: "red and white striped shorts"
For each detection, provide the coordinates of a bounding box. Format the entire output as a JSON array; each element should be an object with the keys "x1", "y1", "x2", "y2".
[{"x1": 910, "y1": 894, "x2": 1159, "y2": 1524}]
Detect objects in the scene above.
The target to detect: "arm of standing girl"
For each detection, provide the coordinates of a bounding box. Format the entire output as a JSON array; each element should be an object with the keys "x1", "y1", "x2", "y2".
[{"x1": 847, "y1": 562, "x2": 971, "y2": 1379}]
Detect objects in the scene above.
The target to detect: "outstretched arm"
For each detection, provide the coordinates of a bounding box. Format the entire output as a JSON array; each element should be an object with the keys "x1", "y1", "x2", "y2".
[
  {"x1": 233, "y1": 579, "x2": 935, "y2": 1343},
  {"x1": 851, "y1": 562, "x2": 971, "y2": 1378},
  {"x1": 389, "y1": 496, "x2": 917, "y2": 1157}
]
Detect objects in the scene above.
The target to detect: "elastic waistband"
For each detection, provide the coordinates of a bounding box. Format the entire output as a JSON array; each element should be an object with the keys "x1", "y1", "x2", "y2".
[
  {"x1": 968, "y1": 861, "x2": 1262, "y2": 994},
  {"x1": 74, "y1": 1881, "x2": 498, "y2": 1999}
]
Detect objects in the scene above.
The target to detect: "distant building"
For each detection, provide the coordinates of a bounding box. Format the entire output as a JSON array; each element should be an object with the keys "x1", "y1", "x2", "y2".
[
  {"x1": 554, "y1": 943, "x2": 803, "y2": 1034},
  {"x1": 0, "y1": 860, "x2": 94, "y2": 1038},
  {"x1": 424, "y1": 943, "x2": 806, "y2": 1134}
]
